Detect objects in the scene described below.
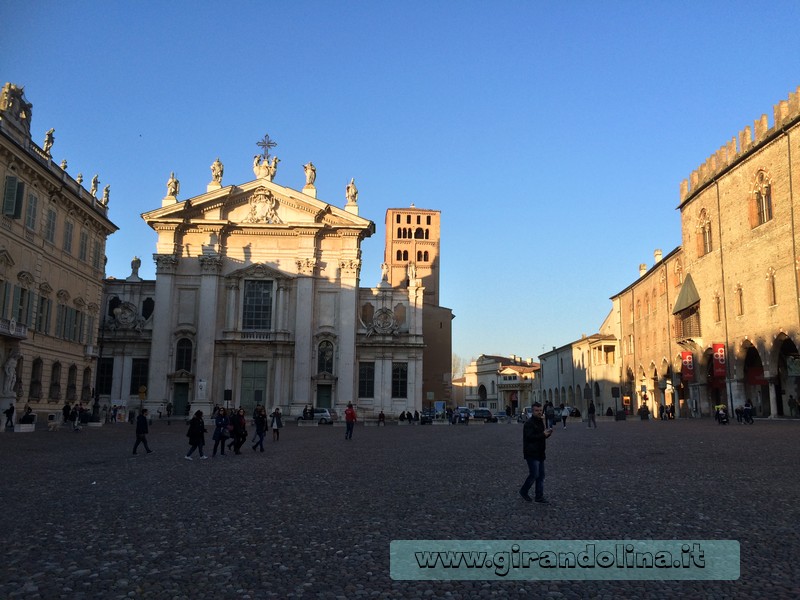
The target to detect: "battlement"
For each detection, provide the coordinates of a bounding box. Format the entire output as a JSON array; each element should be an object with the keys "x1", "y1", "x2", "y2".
[{"x1": 679, "y1": 85, "x2": 800, "y2": 202}]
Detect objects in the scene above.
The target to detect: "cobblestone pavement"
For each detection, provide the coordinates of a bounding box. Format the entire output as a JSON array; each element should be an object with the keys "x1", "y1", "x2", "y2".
[{"x1": 1, "y1": 417, "x2": 799, "y2": 599}]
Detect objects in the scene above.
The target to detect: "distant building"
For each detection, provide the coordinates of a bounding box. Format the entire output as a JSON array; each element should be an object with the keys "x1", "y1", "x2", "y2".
[
  {"x1": 462, "y1": 354, "x2": 538, "y2": 415},
  {"x1": 0, "y1": 82, "x2": 117, "y2": 423},
  {"x1": 536, "y1": 314, "x2": 620, "y2": 417}
]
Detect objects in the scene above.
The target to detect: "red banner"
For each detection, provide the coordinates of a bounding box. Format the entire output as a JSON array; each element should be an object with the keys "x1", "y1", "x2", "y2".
[
  {"x1": 681, "y1": 351, "x2": 694, "y2": 381},
  {"x1": 713, "y1": 343, "x2": 726, "y2": 378}
]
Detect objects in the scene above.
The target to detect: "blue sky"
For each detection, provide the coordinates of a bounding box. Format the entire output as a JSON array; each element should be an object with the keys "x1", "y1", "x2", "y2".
[{"x1": 3, "y1": 1, "x2": 799, "y2": 364}]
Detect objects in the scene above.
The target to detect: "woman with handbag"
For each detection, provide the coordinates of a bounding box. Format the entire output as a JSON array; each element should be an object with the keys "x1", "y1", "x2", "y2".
[{"x1": 212, "y1": 407, "x2": 230, "y2": 457}]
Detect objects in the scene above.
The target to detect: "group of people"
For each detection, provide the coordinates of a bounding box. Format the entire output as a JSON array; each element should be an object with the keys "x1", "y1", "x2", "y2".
[
  {"x1": 658, "y1": 404, "x2": 676, "y2": 420},
  {"x1": 733, "y1": 400, "x2": 755, "y2": 424},
  {"x1": 398, "y1": 410, "x2": 420, "y2": 422},
  {"x1": 204, "y1": 404, "x2": 284, "y2": 458}
]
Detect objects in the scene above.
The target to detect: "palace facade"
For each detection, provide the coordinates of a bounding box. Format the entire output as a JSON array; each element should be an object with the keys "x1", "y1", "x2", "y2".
[
  {"x1": 610, "y1": 85, "x2": 800, "y2": 418},
  {"x1": 0, "y1": 82, "x2": 117, "y2": 424}
]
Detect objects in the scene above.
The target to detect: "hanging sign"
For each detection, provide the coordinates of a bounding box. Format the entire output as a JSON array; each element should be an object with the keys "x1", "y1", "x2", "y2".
[
  {"x1": 713, "y1": 344, "x2": 726, "y2": 378},
  {"x1": 681, "y1": 351, "x2": 694, "y2": 381}
]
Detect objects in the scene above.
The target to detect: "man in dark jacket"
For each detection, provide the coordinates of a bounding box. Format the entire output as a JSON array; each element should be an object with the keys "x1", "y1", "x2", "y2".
[
  {"x1": 132, "y1": 408, "x2": 153, "y2": 455},
  {"x1": 520, "y1": 402, "x2": 552, "y2": 503}
]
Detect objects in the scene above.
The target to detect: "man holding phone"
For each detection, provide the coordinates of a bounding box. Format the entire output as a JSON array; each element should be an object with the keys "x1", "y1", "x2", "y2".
[{"x1": 519, "y1": 402, "x2": 553, "y2": 503}]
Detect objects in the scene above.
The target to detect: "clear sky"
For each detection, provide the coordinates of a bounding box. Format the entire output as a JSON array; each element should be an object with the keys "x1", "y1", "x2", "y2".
[{"x1": 3, "y1": 1, "x2": 799, "y2": 366}]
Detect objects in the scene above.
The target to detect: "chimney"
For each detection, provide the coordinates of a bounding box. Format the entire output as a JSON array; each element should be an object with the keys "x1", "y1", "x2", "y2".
[
  {"x1": 639, "y1": 263, "x2": 647, "y2": 277},
  {"x1": 654, "y1": 249, "x2": 663, "y2": 264}
]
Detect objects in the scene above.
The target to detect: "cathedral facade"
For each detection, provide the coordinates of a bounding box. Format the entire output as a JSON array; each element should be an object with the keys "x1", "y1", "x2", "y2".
[{"x1": 99, "y1": 150, "x2": 427, "y2": 419}]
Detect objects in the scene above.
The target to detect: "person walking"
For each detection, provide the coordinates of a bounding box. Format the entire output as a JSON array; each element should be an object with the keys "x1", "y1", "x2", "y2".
[
  {"x1": 229, "y1": 408, "x2": 247, "y2": 454},
  {"x1": 185, "y1": 410, "x2": 208, "y2": 460},
  {"x1": 519, "y1": 402, "x2": 553, "y2": 504},
  {"x1": 344, "y1": 402, "x2": 357, "y2": 440},
  {"x1": 587, "y1": 400, "x2": 597, "y2": 428},
  {"x1": 544, "y1": 402, "x2": 556, "y2": 429},
  {"x1": 132, "y1": 409, "x2": 153, "y2": 455},
  {"x1": 559, "y1": 404, "x2": 569, "y2": 429},
  {"x1": 4, "y1": 402, "x2": 15, "y2": 431},
  {"x1": 252, "y1": 406, "x2": 267, "y2": 452},
  {"x1": 212, "y1": 407, "x2": 230, "y2": 457},
  {"x1": 270, "y1": 407, "x2": 283, "y2": 441},
  {"x1": 62, "y1": 401, "x2": 71, "y2": 424}
]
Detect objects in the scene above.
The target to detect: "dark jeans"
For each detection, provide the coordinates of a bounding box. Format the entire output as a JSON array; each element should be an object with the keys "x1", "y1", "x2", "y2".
[
  {"x1": 213, "y1": 438, "x2": 226, "y2": 455},
  {"x1": 345, "y1": 421, "x2": 354, "y2": 439},
  {"x1": 187, "y1": 444, "x2": 204, "y2": 457},
  {"x1": 521, "y1": 458, "x2": 546, "y2": 500},
  {"x1": 132, "y1": 435, "x2": 151, "y2": 454},
  {"x1": 252, "y1": 431, "x2": 265, "y2": 451}
]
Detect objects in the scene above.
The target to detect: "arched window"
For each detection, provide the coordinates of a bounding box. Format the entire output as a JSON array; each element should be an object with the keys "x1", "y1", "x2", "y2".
[
  {"x1": 767, "y1": 268, "x2": 777, "y2": 306},
  {"x1": 397, "y1": 227, "x2": 402, "y2": 238},
  {"x1": 753, "y1": 171, "x2": 773, "y2": 226},
  {"x1": 50, "y1": 362, "x2": 62, "y2": 400},
  {"x1": 423, "y1": 251, "x2": 429, "y2": 261},
  {"x1": 735, "y1": 284, "x2": 744, "y2": 316},
  {"x1": 108, "y1": 296, "x2": 121, "y2": 317},
  {"x1": 396, "y1": 250, "x2": 402, "y2": 260},
  {"x1": 317, "y1": 341, "x2": 334, "y2": 374},
  {"x1": 142, "y1": 298, "x2": 154, "y2": 320},
  {"x1": 67, "y1": 364, "x2": 78, "y2": 401},
  {"x1": 645, "y1": 294, "x2": 650, "y2": 315},
  {"x1": 424, "y1": 229, "x2": 429, "y2": 239},
  {"x1": 414, "y1": 227, "x2": 424, "y2": 239},
  {"x1": 175, "y1": 338, "x2": 193, "y2": 372},
  {"x1": 30, "y1": 358, "x2": 43, "y2": 399},
  {"x1": 636, "y1": 299, "x2": 641, "y2": 319},
  {"x1": 402, "y1": 250, "x2": 408, "y2": 261},
  {"x1": 417, "y1": 251, "x2": 422, "y2": 261}
]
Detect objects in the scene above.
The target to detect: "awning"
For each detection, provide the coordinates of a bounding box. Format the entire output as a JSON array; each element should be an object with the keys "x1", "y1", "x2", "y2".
[{"x1": 672, "y1": 273, "x2": 700, "y2": 314}]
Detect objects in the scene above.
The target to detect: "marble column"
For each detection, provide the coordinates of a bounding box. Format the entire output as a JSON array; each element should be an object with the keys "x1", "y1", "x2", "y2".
[
  {"x1": 196, "y1": 255, "x2": 222, "y2": 414},
  {"x1": 149, "y1": 254, "x2": 178, "y2": 407},
  {"x1": 293, "y1": 258, "x2": 316, "y2": 409}
]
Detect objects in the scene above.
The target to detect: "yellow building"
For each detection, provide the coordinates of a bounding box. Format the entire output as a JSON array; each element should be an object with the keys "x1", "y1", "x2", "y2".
[{"x1": 0, "y1": 82, "x2": 117, "y2": 425}]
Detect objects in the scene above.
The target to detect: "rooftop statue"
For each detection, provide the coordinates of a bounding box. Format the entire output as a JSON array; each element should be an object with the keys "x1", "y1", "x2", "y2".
[
  {"x1": 0, "y1": 83, "x2": 33, "y2": 134},
  {"x1": 253, "y1": 155, "x2": 280, "y2": 181},
  {"x1": 167, "y1": 172, "x2": 180, "y2": 197},
  {"x1": 303, "y1": 162, "x2": 316, "y2": 186},
  {"x1": 43, "y1": 128, "x2": 55, "y2": 155},
  {"x1": 90, "y1": 174, "x2": 99, "y2": 198},
  {"x1": 210, "y1": 158, "x2": 224, "y2": 183},
  {"x1": 102, "y1": 185, "x2": 110, "y2": 206},
  {"x1": 346, "y1": 178, "x2": 358, "y2": 204}
]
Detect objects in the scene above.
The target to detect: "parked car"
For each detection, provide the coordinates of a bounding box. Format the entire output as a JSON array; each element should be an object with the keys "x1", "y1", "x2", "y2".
[
  {"x1": 419, "y1": 409, "x2": 435, "y2": 425},
  {"x1": 470, "y1": 408, "x2": 498, "y2": 423},
  {"x1": 495, "y1": 412, "x2": 509, "y2": 423},
  {"x1": 296, "y1": 408, "x2": 338, "y2": 424}
]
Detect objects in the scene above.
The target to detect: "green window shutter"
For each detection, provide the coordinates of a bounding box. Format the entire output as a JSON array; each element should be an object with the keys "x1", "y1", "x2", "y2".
[{"x1": 3, "y1": 176, "x2": 18, "y2": 215}]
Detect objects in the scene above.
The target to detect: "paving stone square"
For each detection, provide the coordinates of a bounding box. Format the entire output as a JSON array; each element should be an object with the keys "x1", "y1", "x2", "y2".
[{"x1": 1, "y1": 418, "x2": 798, "y2": 599}]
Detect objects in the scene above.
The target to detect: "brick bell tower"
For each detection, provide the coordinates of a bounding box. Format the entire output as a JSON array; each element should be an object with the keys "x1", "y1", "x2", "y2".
[
  {"x1": 383, "y1": 205, "x2": 452, "y2": 408},
  {"x1": 383, "y1": 205, "x2": 440, "y2": 304}
]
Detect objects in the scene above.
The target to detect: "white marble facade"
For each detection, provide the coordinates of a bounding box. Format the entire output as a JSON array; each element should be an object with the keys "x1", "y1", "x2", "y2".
[{"x1": 103, "y1": 159, "x2": 425, "y2": 418}]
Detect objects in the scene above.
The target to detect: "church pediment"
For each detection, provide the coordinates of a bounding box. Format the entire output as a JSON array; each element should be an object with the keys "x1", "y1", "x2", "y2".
[{"x1": 143, "y1": 178, "x2": 371, "y2": 231}]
